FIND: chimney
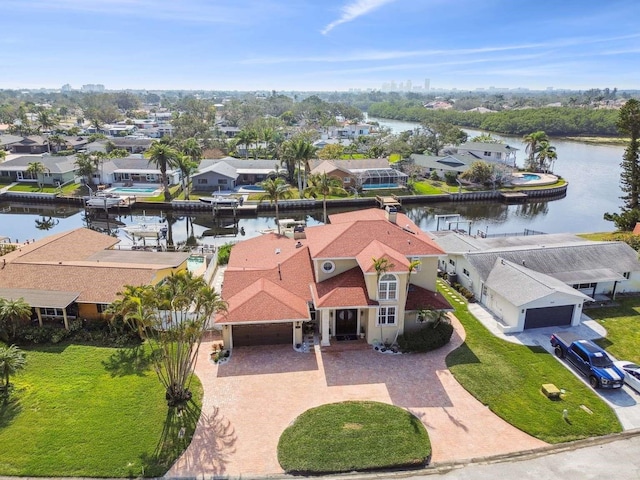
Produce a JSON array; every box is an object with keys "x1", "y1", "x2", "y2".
[{"x1": 386, "y1": 206, "x2": 398, "y2": 224}]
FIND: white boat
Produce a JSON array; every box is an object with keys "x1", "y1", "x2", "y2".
[
  {"x1": 199, "y1": 196, "x2": 240, "y2": 206},
  {"x1": 85, "y1": 193, "x2": 123, "y2": 208},
  {"x1": 122, "y1": 223, "x2": 168, "y2": 238}
]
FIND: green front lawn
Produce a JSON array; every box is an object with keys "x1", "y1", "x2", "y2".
[
  {"x1": 278, "y1": 401, "x2": 430, "y2": 473},
  {"x1": 442, "y1": 284, "x2": 622, "y2": 443},
  {"x1": 0, "y1": 344, "x2": 202, "y2": 477},
  {"x1": 8, "y1": 183, "x2": 79, "y2": 194},
  {"x1": 587, "y1": 297, "x2": 640, "y2": 363}
]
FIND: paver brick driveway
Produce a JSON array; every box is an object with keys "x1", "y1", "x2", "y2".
[{"x1": 166, "y1": 316, "x2": 546, "y2": 478}]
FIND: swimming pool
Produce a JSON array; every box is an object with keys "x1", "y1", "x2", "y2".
[
  {"x1": 108, "y1": 187, "x2": 159, "y2": 195},
  {"x1": 236, "y1": 185, "x2": 265, "y2": 193},
  {"x1": 362, "y1": 183, "x2": 400, "y2": 190},
  {"x1": 521, "y1": 174, "x2": 541, "y2": 181},
  {"x1": 187, "y1": 255, "x2": 205, "y2": 273}
]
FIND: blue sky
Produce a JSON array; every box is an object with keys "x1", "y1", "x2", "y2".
[{"x1": 2, "y1": 0, "x2": 640, "y2": 91}]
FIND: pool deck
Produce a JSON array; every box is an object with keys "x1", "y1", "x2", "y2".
[{"x1": 510, "y1": 172, "x2": 558, "y2": 186}]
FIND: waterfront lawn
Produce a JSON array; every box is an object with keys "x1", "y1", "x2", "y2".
[
  {"x1": 9, "y1": 183, "x2": 78, "y2": 194},
  {"x1": 278, "y1": 401, "x2": 430, "y2": 473},
  {"x1": 0, "y1": 344, "x2": 202, "y2": 478},
  {"x1": 442, "y1": 284, "x2": 622, "y2": 443},
  {"x1": 587, "y1": 297, "x2": 640, "y2": 364}
]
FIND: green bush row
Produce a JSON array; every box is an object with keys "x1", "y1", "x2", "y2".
[{"x1": 397, "y1": 321, "x2": 454, "y2": 353}]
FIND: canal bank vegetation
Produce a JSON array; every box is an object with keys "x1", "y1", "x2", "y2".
[{"x1": 368, "y1": 102, "x2": 620, "y2": 137}]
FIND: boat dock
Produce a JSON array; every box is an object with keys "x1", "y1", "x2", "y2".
[{"x1": 376, "y1": 195, "x2": 402, "y2": 209}]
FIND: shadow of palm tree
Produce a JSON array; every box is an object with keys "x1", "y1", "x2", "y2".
[
  {"x1": 0, "y1": 394, "x2": 22, "y2": 429},
  {"x1": 101, "y1": 345, "x2": 152, "y2": 377},
  {"x1": 140, "y1": 401, "x2": 237, "y2": 477}
]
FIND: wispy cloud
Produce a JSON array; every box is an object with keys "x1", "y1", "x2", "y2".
[{"x1": 321, "y1": 0, "x2": 397, "y2": 35}]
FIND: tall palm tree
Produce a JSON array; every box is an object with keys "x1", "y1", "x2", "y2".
[
  {"x1": 146, "y1": 141, "x2": 180, "y2": 201},
  {"x1": 304, "y1": 172, "x2": 346, "y2": 224},
  {"x1": 180, "y1": 138, "x2": 202, "y2": 200},
  {"x1": 48, "y1": 134, "x2": 66, "y2": 153},
  {"x1": 536, "y1": 141, "x2": 557, "y2": 173},
  {"x1": 288, "y1": 138, "x2": 317, "y2": 194},
  {"x1": 0, "y1": 344, "x2": 27, "y2": 394},
  {"x1": 0, "y1": 297, "x2": 32, "y2": 342},
  {"x1": 234, "y1": 129, "x2": 256, "y2": 160},
  {"x1": 259, "y1": 177, "x2": 292, "y2": 235},
  {"x1": 75, "y1": 152, "x2": 96, "y2": 187},
  {"x1": 522, "y1": 131, "x2": 549, "y2": 171},
  {"x1": 26, "y1": 161, "x2": 48, "y2": 191}
]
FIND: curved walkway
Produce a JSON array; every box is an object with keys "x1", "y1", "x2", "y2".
[{"x1": 166, "y1": 316, "x2": 546, "y2": 478}]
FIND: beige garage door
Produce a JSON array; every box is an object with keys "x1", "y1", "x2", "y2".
[{"x1": 233, "y1": 323, "x2": 292, "y2": 347}]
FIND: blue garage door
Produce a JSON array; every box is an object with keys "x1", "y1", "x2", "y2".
[{"x1": 524, "y1": 305, "x2": 574, "y2": 329}]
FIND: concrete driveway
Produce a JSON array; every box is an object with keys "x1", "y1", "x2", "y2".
[
  {"x1": 166, "y1": 316, "x2": 546, "y2": 478},
  {"x1": 469, "y1": 303, "x2": 640, "y2": 430}
]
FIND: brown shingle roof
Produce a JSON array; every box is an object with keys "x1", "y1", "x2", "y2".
[{"x1": 405, "y1": 284, "x2": 453, "y2": 311}]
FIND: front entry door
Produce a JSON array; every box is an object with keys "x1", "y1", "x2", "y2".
[{"x1": 335, "y1": 309, "x2": 358, "y2": 336}]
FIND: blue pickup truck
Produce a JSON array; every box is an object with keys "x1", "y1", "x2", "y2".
[{"x1": 550, "y1": 332, "x2": 625, "y2": 389}]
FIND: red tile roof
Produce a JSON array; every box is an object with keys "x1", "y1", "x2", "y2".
[
  {"x1": 405, "y1": 284, "x2": 453, "y2": 311},
  {"x1": 312, "y1": 267, "x2": 377, "y2": 308},
  {"x1": 634, "y1": 222, "x2": 640, "y2": 235},
  {"x1": 306, "y1": 208, "x2": 444, "y2": 259},
  {"x1": 355, "y1": 240, "x2": 410, "y2": 273}
]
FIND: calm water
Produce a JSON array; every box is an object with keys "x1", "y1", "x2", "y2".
[{"x1": 0, "y1": 119, "x2": 626, "y2": 243}]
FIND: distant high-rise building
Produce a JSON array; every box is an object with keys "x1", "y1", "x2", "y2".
[
  {"x1": 424, "y1": 78, "x2": 430, "y2": 91},
  {"x1": 81, "y1": 84, "x2": 105, "y2": 93},
  {"x1": 61, "y1": 83, "x2": 72, "y2": 92},
  {"x1": 406, "y1": 80, "x2": 412, "y2": 92}
]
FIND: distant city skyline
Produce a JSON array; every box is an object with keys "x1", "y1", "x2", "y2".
[{"x1": 2, "y1": 0, "x2": 640, "y2": 92}]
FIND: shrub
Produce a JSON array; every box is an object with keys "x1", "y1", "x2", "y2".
[
  {"x1": 430, "y1": 170, "x2": 440, "y2": 181},
  {"x1": 444, "y1": 171, "x2": 458, "y2": 185},
  {"x1": 217, "y1": 242, "x2": 234, "y2": 265},
  {"x1": 397, "y1": 321, "x2": 454, "y2": 353}
]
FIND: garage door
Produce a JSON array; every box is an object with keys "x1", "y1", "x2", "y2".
[
  {"x1": 233, "y1": 323, "x2": 292, "y2": 347},
  {"x1": 524, "y1": 305, "x2": 574, "y2": 329}
]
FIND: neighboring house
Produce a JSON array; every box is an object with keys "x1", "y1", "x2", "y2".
[
  {"x1": 308, "y1": 158, "x2": 408, "y2": 190},
  {"x1": 0, "y1": 228, "x2": 190, "y2": 327},
  {"x1": 0, "y1": 134, "x2": 23, "y2": 151},
  {"x1": 328, "y1": 123, "x2": 371, "y2": 139},
  {"x1": 456, "y1": 142, "x2": 519, "y2": 167},
  {"x1": 61, "y1": 136, "x2": 90, "y2": 152},
  {"x1": 215, "y1": 208, "x2": 451, "y2": 349},
  {"x1": 0, "y1": 155, "x2": 78, "y2": 186},
  {"x1": 313, "y1": 138, "x2": 353, "y2": 149},
  {"x1": 409, "y1": 153, "x2": 476, "y2": 178},
  {"x1": 193, "y1": 158, "x2": 281, "y2": 191},
  {"x1": 99, "y1": 156, "x2": 181, "y2": 186},
  {"x1": 430, "y1": 231, "x2": 640, "y2": 332},
  {"x1": 109, "y1": 137, "x2": 154, "y2": 154},
  {"x1": 10, "y1": 135, "x2": 49, "y2": 154}
]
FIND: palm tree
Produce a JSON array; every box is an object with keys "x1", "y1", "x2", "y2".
[
  {"x1": 372, "y1": 257, "x2": 394, "y2": 342},
  {"x1": 75, "y1": 152, "x2": 97, "y2": 187},
  {"x1": 234, "y1": 129, "x2": 256, "y2": 159},
  {"x1": 48, "y1": 134, "x2": 66, "y2": 153},
  {"x1": 523, "y1": 131, "x2": 549, "y2": 171},
  {"x1": 536, "y1": 141, "x2": 557, "y2": 173},
  {"x1": 26, "y1": 161, "x2": 48, "y2": 191},
  {"x1": 259, "y1": 177, "x2": 292, "y2": 235},
  {"x1": 180, "y1": 138, "x2": 202, "y2": 200},
  {"x1": 288, "y1": 138, "x2": 317, "y2": 194},
  {"x1": 146, "y1": 141, "x2": 180, "y2": 201},
  {"x1": 35, "y1": 215, "x2": 59, "y2": 231},
  {"x1": 0, "y1": 344, "x2": 26, "y2": 394},
  {"x1": 0, "y1": 297, "x2": 32, "y2": 342},
  {"x1": 304, "y1": 172, "x2": 346, "y2": 223},
  {"x1": 0, "y1": 150, "x2": 6, "y2": 162}
]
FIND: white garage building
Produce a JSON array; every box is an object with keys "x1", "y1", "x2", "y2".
[{"x1": 430, "y1": 232, "x2": 640, "y2": 333}]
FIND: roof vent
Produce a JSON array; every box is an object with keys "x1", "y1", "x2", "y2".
[{"x1": 275, "y1": 248, "x2": 281, "y2": 254}]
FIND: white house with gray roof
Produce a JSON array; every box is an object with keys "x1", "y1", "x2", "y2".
[
  {"x1": 456, "y1": 142, "x2": 519, "y2": 167},
  {"x1": 0, "y1": 155, "x2": 78, "y2": 186},
  {"x1": 192, "y1": 158, "x2": 281, "y2": 191},
  {"x1": 430, "y1": 232, "x2": 640, "y2": 332},
  {"x1": 97, "y1": 156, "x2": 180, "y2": 186}
]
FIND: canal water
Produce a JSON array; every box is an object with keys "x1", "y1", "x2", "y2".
[{"x1": 0, "y1": 119, "x2": 626, "y2": 244}]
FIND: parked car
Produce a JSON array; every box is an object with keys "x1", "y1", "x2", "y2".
[
  {"x1": 613, "y1": 361, "x2": 640, "y2": 393},
  {"x1": 550, "y1": 332, "x2": 625, "y2": 389}
]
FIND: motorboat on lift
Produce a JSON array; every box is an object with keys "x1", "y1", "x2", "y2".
[{"x1": 84, "y1": 192, "x2": 123, "y2": 208}]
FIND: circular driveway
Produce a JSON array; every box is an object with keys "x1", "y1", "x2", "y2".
[{"x1": 166, "y1": 316, "x2": 547, "y2": 478}]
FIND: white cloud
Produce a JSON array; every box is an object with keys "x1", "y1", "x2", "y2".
[{"x1": 321, "y1": 0, "x2": 397, "y2": 35}]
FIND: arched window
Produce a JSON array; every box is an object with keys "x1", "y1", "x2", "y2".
[{"x1": 378, "y1": 273, "x2": 398, "y2": 300}]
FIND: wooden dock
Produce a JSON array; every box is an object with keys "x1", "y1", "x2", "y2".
[
  {"x1": 375, "y1": 195, "x2": 402, "y2": 209},
  {"x1": 500, "y1": 192, "x2": 528, "y2": 202}
]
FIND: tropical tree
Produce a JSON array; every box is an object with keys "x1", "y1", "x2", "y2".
[
  {"x1": 75, "y1": 152, "x2": 97, "y2": 187},
  {"x1": 317, "y1": 143, "x2": 344, "y2": 160},
  {"x1": 26, "y1": 161, "x2": 48, "y2": 190},
  {"x1": 146, "y1": 141, "x2": 181, "y2": 201},
  {"x1": 304, "y1": 172, "x2": 346, "y2": 223},
  {"x1": 108, "y1": 271, "x2": 226, "y2": 408},
  {"x1": 420, "y1": 121, "x2": 468, "y2": 156},
  {"x1": 259, "y1": 177, "x2": 292, "y2": 234},
  {"x1": 285, "y1": 138, "x2": 317, "y2": 193},
  {"x1": 0, "y1": 297, "x2": 32, "y2": 342},
  {"x1": 34, "y1": 215, "x2": 59, "y2": 231},
  {"x1": 0, "y1": 150, "x2": 6, "y2": 161},
  {"x1": 604, "y1": 99, "x2": 640, "y2": 230},
  {"x1": 523, "y1": 131, "x2": 549, "y2": 171},
  {"x1": 0, "y1": 344, "x2": 26, "y2": 395},
  {"x1": 234, "y1": 129, "x2": 256, "y2": 159},
  {"x1": 460, "y1": 161, "x2": 495, "y2": 186},
  {"x1": 471, "y1": 133, "x2": 503, "y2": 144},
  {"x1": 372, "y1": 257, "x2": 395, "y2": 342},
  {"x1": 179, "y1": 138, "x2": 202, "y2": 200},
  {"x1": 48, "y1": 134, "x2": 66, "y2": 153},
  {"x1": 536, "y1": 141, "x2": 557, "y2": 172}
]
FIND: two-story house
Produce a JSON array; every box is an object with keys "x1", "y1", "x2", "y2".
[{"x1": 215, "y1": 208, "x2": 451, "y2": 349}]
